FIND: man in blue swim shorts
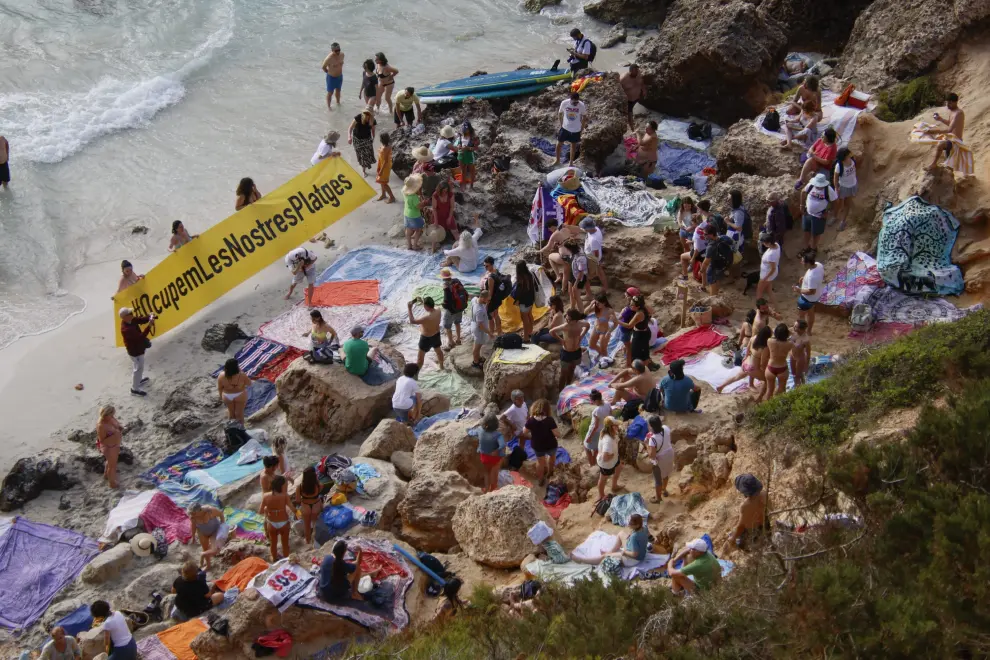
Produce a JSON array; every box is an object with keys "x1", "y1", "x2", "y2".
[{"x1": 321, "y1": 42, "x2": 344, "y2": 111}]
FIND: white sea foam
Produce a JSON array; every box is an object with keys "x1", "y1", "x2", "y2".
[{"x1": 0, "y1": 290, "x2": 87, "y2": 352}]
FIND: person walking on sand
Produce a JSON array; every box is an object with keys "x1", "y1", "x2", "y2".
[
  {"x1": 554, "y1": 91, "x2": 587, "y2": 167},
  {"x1": 635, "y1": 120, "x2": 659, "y2": 177},
  {"x1": 552, "y1": 308, "x2": 590, "y2": 390},
  {"x1": 409, "y1": 296, "x2": 445, "y2": 370},
  {"x1": 476, "y1": 413, "x2": 506, "y2": 493},
  {"x1": 764, "y1": 323, "x2": 794, "y2": 400},
  {"x1": 188, "y1": 503, "x2": 227, "y2": 570},
  {"x1": 119, "y1": 307, "x2": 154, "y2": 397},
  {"x1": 96, "y1": 405, "x2": 123, "y2": 489},
  {"x1": 794, "y1": 249, "x2": 824, "y2": 334},
  {"x1": 217, "y1": 358, "x2": 251, "y2": 425},
  {"x1": 402, "y1": 174, "x2": 426, "y2": 250},
  {"x1": 235, "y1": 177, "x2": 261, "y2": 210},
  {"x1": 470, "y1": 290, "x2": 493, "y2": 370},
  {"x1": 374, "y1": 52, "x2": 399, "y2": 115},
  {"x1": 0, "y1": 135, "x2": 9, "y2": 189},
  {"x1": 376, "y1": 133, "x2": 395, "y2": 203},
  {"x1": 284, "y1": 247, "x2": 317, "y2": 306},
  {"x1": 295, "y1": 466, "x2": 323, "y2": 545},
  {"x1": 348, "y1": 107, "x2": 377, "y2": 176},
  {"x1": 620, "y1": 64, "x2": 646, "y2": 133},
  {"x1": 168, "y1": 221, "x2": 198, "y2": 252},
  {"x1": 321, "y1": 42, "x2": 344, "y2": 111},
  {"x1": 359, "y1": 59, "x2": 378, "y2": 106},
  {"x1": 260, "y1": 475, "x2": 293, "y2": 563}
]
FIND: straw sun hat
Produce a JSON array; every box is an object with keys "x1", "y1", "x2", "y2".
[
  {"x1": 402, "y1": 174, "x2": 424, "y2": 195},
  {"x1": 130, "y1": 533, "x2": 157, "y2": 558},
  {"x1": 411, "y1": 146, "x2": 433, "y2": 162}
]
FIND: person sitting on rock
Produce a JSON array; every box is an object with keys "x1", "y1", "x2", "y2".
[
  {"x1": 477, "y1": 413, "x2": 506, "y2": 493},
  {"x1": 171, "y1": 560, "x2": 224, "y2": 621},
  {"x1": 598, "y1": 513, "x2": 649, "y2": 567},
  {"x1": 392, "y1": 363, "x2": 422, "y2": 424},
  {"x1": 609, "y1": 359, "x2": 657, "y2": 411},
  {"x1": 342, "y1": 325, "x2": 379, "y2": 377},
  {"x1": 723, "y1": 473, "x2": 768, "y2": 554},
  {"x1": 780, "y1": 99, "x2": 819, "y2": 149},
  {"x1": 659, "y1": 359, "x2": 701, "y2": 413},
  {"x1": 499, "y1": 390, "x2": 529, "y2": 440},
  {"x1": 302, "y1": 310, "x2": 338, "y2": 364},
  {"x1": 539, "y1": 218, "x2": 584, "y2": 292},
  {"x1": 795, "y1": 127, "x2": 838, "y2": 191},
  {"x1": 668, "y1": 538, "x2": 721, "y2": 595},
  {"x1": 795, "y1": 76, "x2": 823, "y2": 121}
]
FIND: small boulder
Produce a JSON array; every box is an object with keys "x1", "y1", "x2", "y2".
[
  {"x1": 81, "y1": 543, "x2": 133, "y2": 584},
  {"x1": 358, "y1": 419, "x2": 417, "y2": 461},
  {"x1": 708, "y1": 453, "x2": 732, "y2": 486},
  {"x1": 584, "y1": 0, "x2": 669, "y2": 27},
  {"x1": 676, "y1": 465, "x2": 695, "y2": 492},
  {"x1": 601, "y1": 23, "x2": 628, "y2": 49},
  {"x1": 482, "y1": 346, "x2": 558, "y2": 407},
  {"x1": 391, "y1": 451, "x2": 415, "y2": 481},
  {"x1": 420, "y1": 391, "x2": 451, "y2": 419},
  {"x1": 674, "y1": 440, "x2": 699, "y2": 470},
  {"x1": 452, "y1": 485, "x2": 553, "y2": 568},
  {"x1": 523, "y1": 0, "x2": 560, "y2": 11},
  {"x1": 413, "y1": 419, "x2": 488, "y2": 488},
  {"x1": 201, "y1": 323, "x2": 249, "y2": 353},
  {"x1": 398, "y1": 471, "x2": 481, "y2": 552},
  {"x1": 696, "y1": 295, "x2": 734, "y2": 321},
  {"x1": 715, "y1": 121, "x2": 799, "y2": 180},
  {"x1": 121, "y1": 564, "x2": 181, "y2": 609}
]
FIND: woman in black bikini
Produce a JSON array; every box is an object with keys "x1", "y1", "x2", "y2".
[
  {"x1": 295, "y1": 466, "x2": 323, "y2": 545},
  {"x1": 359, "y1": 59, "x2": 378, "y2": 106},
  {"x1": 374, "y1": 52, "x2": 399, "y2": 115},
  {"x1": 625, "y1": 295, "x2": 655, "y2": 369}
]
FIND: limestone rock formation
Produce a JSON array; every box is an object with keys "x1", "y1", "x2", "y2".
[
  {"x1": 759, "y1": 0, "x2": 873, "y2": 52},
  {"x1": 708, "y1": 173, "x2": 803, "y2": 231},
  {"x1": 391, "y1": 450, "x2": 415, "y2": 480},
  {"x1": 715, "y1": 121, "x2": 801, "y2": 180},
  {"x1": 584, "y1": 0, "x2": 669, "y2": 28},
  {"x1": 201, "y1": 323, "x2": 249, "y2": 352},
  {"x1": 636, "y1": 0, "x2": 787, "y2": 124},
  {"x1": 276, "y1": 347, "x2": 404, "y2": 444},
  {"x1": 696, "y1": 294, "x2": 734, "y2": 320},
  {"x1": 839, "y1": 0, "x2": 990, "y2": 90},
  {"x1": 81, "y1": 543, "x2": 133, "y2": 583},
  {"x1": 603, "y1": 227, "x2": 676, "y2": 293},
  {"x1": 601, "y1": 23, "x2": 628, "y2": 49},
  {"x1": 390, "y1": 99, "x2": 499, "y2": 181},
  {"x1": 398, "y1": 471, "x2": 481, "y2": 552},
  {"x1": 121, "y1": 564, "x2": 182, "y2": 609},
  {"x1": 674, "y1": 439, "x2": 699, "y2": 470},
  {"x1": 523, "y1": 0, "x2": 560, "y2": 12},
  {"x1": 358, "y1": 418, "x2": 417, "y2": 461},
  {"x1": 412, "y1": 419, "x2": 487, "y2": 488},
  {"x1": 483, "y1": 346, "x2": 558, "y2": 406},
  {"x1": 452, "y1": 485, "x2": 553, "y2": 568}
]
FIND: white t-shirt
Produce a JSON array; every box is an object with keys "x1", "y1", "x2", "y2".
[
  {"x1": 646, "y1": 425, "x2": 673, "y2": 465},
  {"x1": 285, "y1": 247, "x2": 315, "y2": 267},
  {"x1": 503, "y1": 403, "x2": 529, "y2": 436},
  {"x1": 433, "y1": 138, "x2": 454, "y2": 161},
  {"x1": 101, "y1": 611, "x2": 133, "y2": 647},
  {"x1": 692, "y1": 221, "x2": 709, "y2": 253},
  {"x1": 584, "y1": 229, "x2": 603, "y2": 260},
  {"x1": 569, "y1": 38, "x2": 592, "y2": 64},
  {"x1": 311, "y1": 139, "x2": 338, "y2": 166},
  {"x1": 392, "y1": 375, "x2": 420, "y2": 410},
  {"x1": 559, "y1": 100, "x2": 587, "y2": 134},
  {"x1": 678, "y1": 208, "x2": 695, "y2": 231},
  {"x1": 585, "y1": 403, "x2": 611, "y2": 442},
  {"x1": 760, "y1": 245, "x2": 780, "y2": 281},
  {"x1": 471, "y1": 298, "x2": 489, "y2": 332},
  {"x1": 837, "y1": 159, "x2": 857, "y2": 188},
  {"x1": 443, "y1": 227, "x2": 484, "y2": 273},
  {"x1": 801, "y1": 263, "x2": 825, "y2": 302},
  {"x1": 804, "y1": 183, "x2": 837, "y2": 218},
  {"x1": 597, "y1": 433, "x2": 619, "y2": 469}
]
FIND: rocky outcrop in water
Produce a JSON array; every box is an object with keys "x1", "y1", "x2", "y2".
[
  {"x1": 636, "y1": 0, "x2": 787, "y2": 125},
  {"x1": 523, "y1": 0, "x2": 561, "y2": 11},
  {"x1": 584, "y1": 0, "x2": 669, "y2": 28}
]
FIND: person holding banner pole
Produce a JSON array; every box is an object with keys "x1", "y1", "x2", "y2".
[
  {"x1": 285, "y1": 247, "x2": 317, "y2": 307},
  {"x1": 120, "y1": 308, "x2": 155, "y2": 397}
]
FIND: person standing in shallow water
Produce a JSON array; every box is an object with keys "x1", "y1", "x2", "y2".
[
  {"x1": 235, "y1": 177, "x2": 261, "y2": 210},
  {"x1": 321, "y1": 42, "x2": 344, "y2": 111},
  {"x1": 374, "y1": 52, "x2": 399, "y2": 115},
  {"x1": 0, "y1": 135, "x2": 9, "y2": 189}
]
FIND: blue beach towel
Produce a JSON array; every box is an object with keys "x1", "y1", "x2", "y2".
[
  {"x1": 657, "y1": 142, "x2": 716, "y2": 182},
  {"x1": 506, "y1": 437, "x2": 572, "y2": 465},
  {"x1": 184, "y1": 439, "x2": 271, "y2": 490},
  {"x1": 413, "y1": 410, "x2": 463, "y2": 437},
  {"x1": 244, "y1": 379, "x2": 276, "y2": 418},
  {"x1": 139, "y1": 438, "x2": 225, "y2": 485},
  {"x1": 155, "y1": 480, "x2": 221, "y2": 510}
]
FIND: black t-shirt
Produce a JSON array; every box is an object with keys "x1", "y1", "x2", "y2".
[
  {"x1": 525, "y1": 416, "x2": 558, "y2": 453},
  {"x1": 173, "y1": 575, "x2": 211, "y2": 617},
  {"x1": 353, "y1": 115, "x2": 375, "y2": 140}
]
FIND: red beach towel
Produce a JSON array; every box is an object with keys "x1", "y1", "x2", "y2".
[{"x1": 659, "y1": 326, "x2": 727, "y2": 364}]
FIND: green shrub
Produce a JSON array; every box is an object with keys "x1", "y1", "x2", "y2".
[{"x1": 874, "y1": 75, "x2": 943, "y2": 122}]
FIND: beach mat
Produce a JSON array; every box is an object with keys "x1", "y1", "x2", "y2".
[
  {"x1": 157, "y1": 618, "x2": 209, "y2": 660},
  {"x1": 417, "y1": 370, "x2": 477, "y2": 407},
  {"x1": 862, "y1": 287, "x2": 982, "y2": 324},
  {"x1": 139, "y1": 491, "x2": 193, "y2": 544},
  {"x1": 215, "y1": 556, "x2": 270, "y2": 592},
  {"x1": 184, "y1": 439, "x2": 271, "y2": 490},
  {"x1": 659, "y1": 326, "x2": 727, "y2": 364},
  {"x1": 754, "y1": 89, "x2": 868, "y2": 146},
  {"x1": 245, "y1": 379, "x2": 276, "y2": 418},
  {"x1": 557, "y1": 373, "x2": 615, "y2": 415},
  {"x1": 139, "y1": 438, "x2": 225, "y2": 486},
  {"x1": 259, "y1": 304, "x2": 386, "y2": 351},
  {"x1": 254, "y1": 348, "x2": 306, "y2": 383},
  {"x1": 308, "y1": 280, "x2": 380, "y2": 307},
  {"x1": 155, "y1": 480, "x2": 221, "y2": 510},
  {"x1": 492, "y1": 344, "x2": 548, "y2": 365},
  {"x1": 582, "y1": 177, "x2": 670, "y2": 228},
  {"x1": 849, "y1": 321, "x2": 916, "y2": 344},
  {"x1": 682, "y1": 351, "x2": 747, "y2": 392},
  {"x1": 100, "y1": 489, "x2": 156, "y2": 544},
  {"x1": 657, "y1": 141, "x2": 717, "y2": 181},
  {"x1": 0, "y1": 518, "x2": 99, "y2": 630},
  {"x1": 820, "y1": 252, "x2": 883, "y2": 308},
  {"x1": 223, "y1": 506, "x2": 267, "y2": 542},
  {"x1": 877, "y1": 196, "x2": 964, "y2": 296},
  {"x1": 210, "y1": 337, "x2": 288, "y2": 378}
]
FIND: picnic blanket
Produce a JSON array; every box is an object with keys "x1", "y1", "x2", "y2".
[
  {"x1": 492, "y1": 344, "x2": 548, "y2": 365},
  {"x1": 506, "y1": 437, "x2": 572, "y2": 465},
  {"x1": 418, "y1": 369, "x2": 477, "y2": 406},
  {"x1": 498, "y1": 295, "x2": 550, "y2": 334},
  {"x1": 137, "y1": 634, "x2": 178, "y2": 660},
  {"x1": 529, "y1": 136, "x2": 569, "y2": 160},
  {"x1": 255, "y1": 348, "x2": 306, "y2": 383},
  {"x1": 53, "y1": 603, "x2": 93, "y2": 638},
  {"x1": 572, "y1": 530, "x2": 619, "y2": 562},
  {"x1": 100, "y1": 489, "x2": 157, "y2": 544},
  {"x1": 184, "y1": 439, "x2": 271, "y2": 490},
  {"x1": 296, "y1": 537, "x2": 414, "y2": 631},
  {"x1": 876, "y1": 196, "x2": 964, "y2": 296},
  {"x1": 308, "y1": 280, "x2": 380, "y2": 307},
  {"x1": 155, "y1": 480, "x2": 221, "y2": 510},
  {"x1": 606, "y1": 492, "x2": 651, "y2": 526},
  {"x1": 660, "y1": 326, "x2": 727, "y2": 364},
  {"x1": 543, "y1": 493, "x2": 572, "y2": 520},
  {"x1": 862, "y1": 286, "x2": 982, "y2": 324},
  {"x1": 581, "y1": 177, "x2": 669, "y2": 228},
  {"x1": 0, "y1": 518, "x2": 99, "y2": 629},
  {"x1": 216, "y1": 556, "x2": 270, "y2": 592},
  {"x1": 754, "y1": 89, "x2": 867, "y2": 146},
  {"x1": 412, "y1": 408, "x2": 476, "y2": 437},
  {"x1": 820, "y1": 251, "x2": 883, "y2": 308},
  {"x1": 139, "y1": 492, "x2": 193, "y2": 544},
  {"x1": 156, "y1": 618, "x2": 208, "y2": 660},
  {"x1": 910, "y1": 122, "x2": 974, "y2": 175},
  {"x1": 786, "y1": 355, "x2": 839, "y2": 391},
  {"x1": 525, "y1": 559, "x2": 595, "y2": 585},
  {"x1": 657, "y1": 116, "x2": 725, "y2": 150},
  {"x1": 209, "y1": 337, "x2": 288, "y2": 378},
  {"x1": 682, "y1": 351, "x2": 748, "y2": 392},
  {"x1": 657, "y1": 141, "x2": 717, "y2": 181},
  {"x1": 849, "y1": 321, "x2": 916, "y2": 344},
  {"x1": 259, "y1": 304, "x2": 386, "y2": 351},
  {"x1": 557, "y1": 373, "x2": 614, "y2": 415},
  {"x1": 223, "y1": 507, "x2": 267, "y2": 542},
  {"x1": 140, "y1": 438, "x2": 225, "y2": 486},
  {"x1": 362, "y1": 353, "x2": 400, "y2": 387},
  {"x1": 245, "y1": 379, "x2": 276, "y2": 418}
]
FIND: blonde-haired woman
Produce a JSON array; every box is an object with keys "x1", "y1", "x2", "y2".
[
  {"x1": 96, "y1": 405, "x2": 123, "y2": 489},
  {"x1": 596, "y1": 415, "x2": 621, "y2": 501}
]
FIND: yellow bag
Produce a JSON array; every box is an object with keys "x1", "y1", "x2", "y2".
[{"x1": 330, "y1": 493, "x2": 348, "y2": 506}]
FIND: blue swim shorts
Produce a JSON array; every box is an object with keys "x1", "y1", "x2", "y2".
[{"x1": 325, "y1": 74, "x2": 343, "y2": 93}]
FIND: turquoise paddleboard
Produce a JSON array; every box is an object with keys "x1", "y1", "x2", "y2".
[
  {"x1": 419, "y1": 83, "x2": 552, "y2": 104},
  {"x1": 417, "y1": 68, "x2": 569, "y2": 98}
]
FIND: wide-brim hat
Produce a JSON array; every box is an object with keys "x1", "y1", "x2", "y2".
[
  {"x1": 324, "y1": 130, "x2": 340, "y2": 145},
  {"x1": 130, "y1": 533, "x2": 157, "y2": 558},
  {"x1": 440, "y1": 267, "x2": 453, "y2": 279},
  {"x1": 424, "y1": 224, "x2": 446, "y2": 242},
  {"x1": 411, "y1": 146, "x2": 433, "y2": 162},
  {"x1": 402, "y1": 174, "x2": 424, "y2": 195},
  {"x1": 810, "y1": 173, "x2": 830, "y2": 188},
  {"x1": 439, "y1": 125, "x2": 456, "y2": 139}
]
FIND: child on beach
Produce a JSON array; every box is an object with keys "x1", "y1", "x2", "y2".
[{"x1": 376, "y1": 133, "x2": 395, "y2": 203}]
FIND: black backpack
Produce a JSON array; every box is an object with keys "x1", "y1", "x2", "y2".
[
  {"x1": 490, "y1": 272, "x2": 512, "y2": 305},
  {"x1": 713, "y1": 236, "x2": 735, "y2": 270},
  {"x1": 643, "y1": 385, "x2": 663, "y2": 414},
  {"x1": 220, "y1": 423, "x2": 250, "y2": 455},
  {"x1": 417, "y1": 552, "x2": 448, "y2": 580},
  {"x1": 740, "y1": 207, "x2": 753, "y2": 239},
  {"x1": 592, "y1": 493, "x2": 614, "y2": 518},
  {"x1": 494, "y1": 333, "x2": 523, "y2": 350},
  {"x1": 762, "y1": 108, "x2": 781, "y2": 132},
  {"x1": 581, "y1": 38, "x2": 597, "y2": 64},
  {"x1": 687, "y1": 122, "x2": 712, "y2": 141}
]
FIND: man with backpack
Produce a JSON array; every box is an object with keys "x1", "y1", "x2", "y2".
[
  {"x1": 440, "y1": 268, "x2": 469, "y2": 351},
  {"x1": 801, "y1": 172, "x2": 837, "y2": 250},
  {"x1": 482, "y1": 256, "x2": 511, "y2": 337},
  {"x1": 567, "y1": 28, "x2": 595, "y2": 73},
  {"x1": 701, "y1": 224, "x2": 734, "y2": 294}
]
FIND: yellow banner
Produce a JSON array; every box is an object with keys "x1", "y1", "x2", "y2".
[{"x1": 113, "y1": 158, "x2": 375, "y2": 346}]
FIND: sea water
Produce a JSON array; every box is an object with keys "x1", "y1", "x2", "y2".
[{"x1": 0, "y1": 0, "x2": 598, "y2": 351}]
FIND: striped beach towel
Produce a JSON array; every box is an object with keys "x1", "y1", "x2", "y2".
[
  {"x1": 210, "y1": 337, "x2": 288, "y2": 378},
  {"x1": 557, "y1": 373, "x2": 615, "y2": 415},
  {"x1": 910, "y1": 122, "x2": 974, "y2": 176},
  {"x1": 223, "y1": 507, "x2": 267, "y2": 542}
]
